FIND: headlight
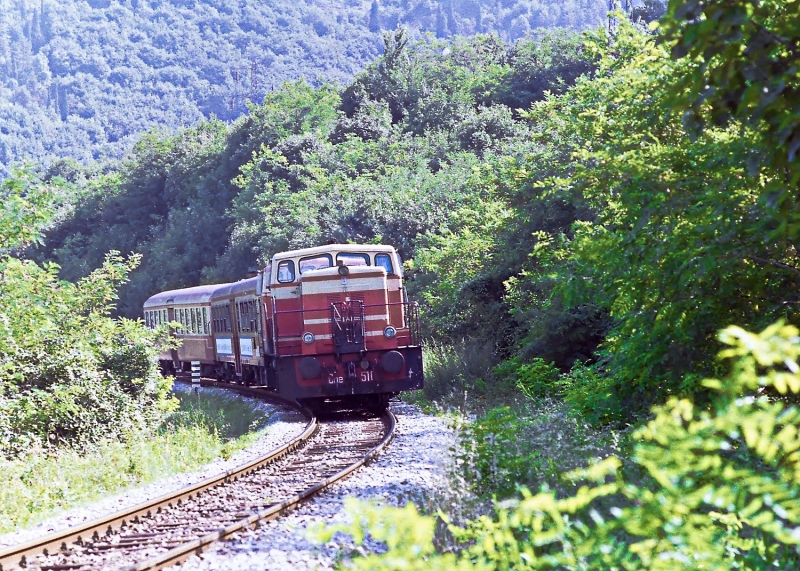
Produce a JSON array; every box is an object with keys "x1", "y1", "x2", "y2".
[
  {"x1": 383, "y1": 326, "x2": 397, "y2": 339},
  {"x1": 302, "y1": 332, "x2": 315, "y2": 344}
]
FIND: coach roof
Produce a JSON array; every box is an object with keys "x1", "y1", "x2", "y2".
[
  {"x1": 209, "y1": 276, "x2": 260, "y2": 301},
  {"x1": 143, "y1": 283, "x2": 226, "y2": 308}
]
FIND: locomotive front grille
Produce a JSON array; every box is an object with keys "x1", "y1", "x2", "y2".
[{"x1": 330, "y1": 300, "x2": 366, "y2": 353}]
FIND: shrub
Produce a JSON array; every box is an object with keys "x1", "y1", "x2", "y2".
[
  {"x1": 414, "y1": 340, "x2": 497, "y2": 406},
  {"x1": 318, "y1": 321, "x2": 800, "y2": 570},
  {"x1": 492, "y1": 357, "x2": 561, "y2": 399},
  {"x1": 456, "y1": 407, "x2": 544, "y2": 499},
  {"x1": 0, "y1": 253, "x2": 174, "y2": 455}
]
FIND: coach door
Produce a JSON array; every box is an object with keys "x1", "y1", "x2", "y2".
[{"x1": 230, "y1": 296, "x2": 243, "y2": 376}]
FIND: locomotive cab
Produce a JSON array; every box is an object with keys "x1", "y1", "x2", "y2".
[{"x1": 263, "y1": 244, "x2": 423, "y2": 410}]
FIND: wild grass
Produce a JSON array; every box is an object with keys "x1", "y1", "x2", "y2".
[
  {"x1": 405, "y1": 340, "x2": 622, "y2": 535},
  {"x1": 406, "y1": 339, "x2": 500, "y2": 412},
  {"x1": 0, "y1": 386, "x2": 276, "y2": 533}
]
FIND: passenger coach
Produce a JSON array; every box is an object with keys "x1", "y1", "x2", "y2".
[{"x1": 143, "y1": 244, "x2": 423, "y2": 410}]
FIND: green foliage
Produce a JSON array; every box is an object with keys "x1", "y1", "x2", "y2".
[
  {"x1": 413, "y1": 191, "x2": 513, "y2": 340},
  {"x1": 0, "y1": 252, "x2": 174, "y2": 455},
  {"x1": 164, "y1": 388, "x2": 275, "y2": 443},
  {"x1": 313, "y1": 498, "x2": 486, "y2": 571},
  {"x1": 660, "y1": 0, "x2": 800, "y2": 213},
  {"x1": 457, "y1": 407, "x2": 544, "y2": 498},
  {"x1": 318, "y1": 322, "x2": 800, "y2": 569},
  {"x1": 30, "y1": 29, "x2": 595, "y2": 327},
  {"x1": 558, "y1": 362, "x2": 623, "y2": 424},
  {"x1": 495, "y1": 19, "x2": 800, "y2": 419},
  {"x1": 0, "y1": 167, "x2": 59, "y2": 251},
  {"x1": 493, "y1": 357, "x2": 561, "y2": 399},
  {"x1": 415, "y1": 340, "x2": 498, "y2": 404}
]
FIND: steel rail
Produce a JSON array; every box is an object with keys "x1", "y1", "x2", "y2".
[
  {"x1": 122, "y1": 410, "x2": 396, "y2": 571},
  {"x1": 0, "y1": 386, "x2": 316, "y2": 571}
]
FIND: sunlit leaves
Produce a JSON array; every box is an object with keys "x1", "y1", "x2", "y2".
[
  {"x1": 319, "y1": 323, "x2": 800, "y2": 569},
  {"x1": 0, "y1": 168, "x2": 59, "y2": 252},
  {"x1": 0, "y1": 252, "x2": 173, "y2": 454}
]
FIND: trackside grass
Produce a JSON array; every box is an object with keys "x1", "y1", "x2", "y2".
[{"x1": 0, "y1": 387, "x2": 276, "y2": 533}]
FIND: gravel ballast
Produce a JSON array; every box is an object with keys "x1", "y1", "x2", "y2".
[{"x1": 179, "y1": 400, "x2": 454, "y2": 571}]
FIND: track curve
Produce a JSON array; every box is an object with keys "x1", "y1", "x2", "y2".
[{"x1": 0, "y1": 383, "x2": 395, "y2": 571}]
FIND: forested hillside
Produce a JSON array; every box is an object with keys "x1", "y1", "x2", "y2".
[
  {"x1": 28, "y1": 29, "x2": 595, "y2": 318},
  {"x1": 0, "y1": 0, "x2": 616, "y2": 178}
]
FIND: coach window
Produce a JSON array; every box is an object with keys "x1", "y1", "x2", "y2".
[
  {"x1": 251, "y1": 300, "x2": 259, "y2": 332},
  {"x1": 277, "y1": 260, "x2": 295, "y2": 283},
  {"x1": 337, "y1": 252, "x2": 369, "y2": 267},
  {"x1": 299, "y1": 254, "x2": 332, "y2": 274},
  {"x1": 237, "y1": 302, "x2": 246, "y2": 333},
  {"x1": 375, "y1": 253, "x2": 394, "y2": 275}
]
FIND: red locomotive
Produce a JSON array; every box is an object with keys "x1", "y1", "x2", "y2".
[{"x1": 144, "y1": 244, "x2": 424, "y2": 410}]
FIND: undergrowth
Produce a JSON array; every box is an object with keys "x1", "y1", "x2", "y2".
[
  {"x1": 319, "y1": 323, "x2": 800, "y2": 570},
  {"x1": 403, "y1": 339, "x2": 620, "y2": 538}
]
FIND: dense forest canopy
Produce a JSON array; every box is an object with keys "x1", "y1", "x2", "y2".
[
  {"x1": 28, "y1": 28, "x2": 597, "y2": 318},
  {"x1": 0, "y1": 0, "x2": 615, "y2": 178}
]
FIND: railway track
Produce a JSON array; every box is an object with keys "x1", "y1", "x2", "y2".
[{"x1": 0, "y1": 383, "x2": 396, "y2": 571}]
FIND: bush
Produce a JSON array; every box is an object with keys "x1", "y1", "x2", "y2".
[
  {"x1": 492, "y1": 357, "x2": 561, "y2": 399},
  {"x1": 456, "y1": 407, "x2": 544, "y2": 499},
  {"x1": 414, "y1": 340, "x2": 498, "y2": 406},
  {"x1": 0, "y1": 253, "x2": 174, "y2": 455},
  {"x1": 318, "y1": 321, "x2": 800, "y2": 570}
]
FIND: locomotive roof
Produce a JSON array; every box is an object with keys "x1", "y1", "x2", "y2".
[
  {"x1": 143, "y1": 283, "x2": 226, "y2": 308},
  {"x1": 272, "y1": 243, "x2": 396, "y2": 260},
  {"x1": 209, "y1": 276, "x2": 260, "y2": 301}
]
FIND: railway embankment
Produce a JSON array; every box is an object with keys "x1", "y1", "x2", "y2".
[
  {"x1": 0, "y1": 388, "x2": 454, "y2": 570},
  {"x1": 0, "y1": 384, "x2": 307, "y2": 547}
]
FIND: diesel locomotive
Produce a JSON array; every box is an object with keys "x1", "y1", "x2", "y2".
[{"x1": 143, "y1": 244, "x2": 424, "y2": 410}]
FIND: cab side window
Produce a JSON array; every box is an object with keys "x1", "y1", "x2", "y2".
[
  {"x1": 375, "y1": 253, "x2": 394, "y2": 275},
  {"x1": 277, "y1": 260, "x2": 296, "y2": 283}
]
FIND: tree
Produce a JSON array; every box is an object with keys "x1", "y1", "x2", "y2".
[
  {"x1": 660, "y1": 0, "x2": 800, "y2": 234},
  {"x1": 369, "y1": 0, "x2": 381, "y2": 32},
  {"x1": 0, "y1": 168, "x2": 58, "y2": 252}
]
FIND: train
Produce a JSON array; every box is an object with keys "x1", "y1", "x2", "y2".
[{"x1": 143, "y1": 244, "x2": 424, "y2": 410}]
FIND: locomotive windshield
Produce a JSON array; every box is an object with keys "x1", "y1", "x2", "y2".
[
  {"x1": 337, "y1": 252, "x2": 369, "y2": 266},
  {"x1": 299, "y1": 253, "x2": 333, "y2": 274}
]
